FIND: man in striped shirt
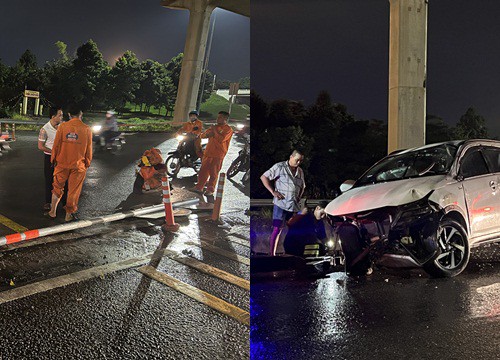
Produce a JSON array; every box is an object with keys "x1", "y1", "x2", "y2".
[
  {"x1": 38, "y1": 107, "x2": 64, "y2": 210},
  {"x1": 260, "y1": 150, "x2": 306, "y2": 256}
]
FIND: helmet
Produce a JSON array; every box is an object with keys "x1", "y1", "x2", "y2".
[
  {"x1": 106, "y1": 110, "x2": 116, "y2": 116},
  {"x1": 188, "y1": 110, "x2": 199, "y2": 116}
]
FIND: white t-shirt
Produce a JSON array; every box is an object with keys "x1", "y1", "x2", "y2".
[{"x1": 38, "y1": 121, "x2": 58, "y2": 155}]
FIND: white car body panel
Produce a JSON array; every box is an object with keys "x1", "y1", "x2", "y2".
[{"x1": 325, "y1": 175, "x2": 448, "y2": 216}]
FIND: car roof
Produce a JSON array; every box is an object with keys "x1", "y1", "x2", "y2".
[{"x1": 390, "y1": 140, "x2": 487, "y2": 156}]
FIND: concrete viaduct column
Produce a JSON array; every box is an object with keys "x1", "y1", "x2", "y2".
[
  {"x1": 388, "y1": 0, "x2": 428, "y2": 153},
  {"x1": 162, "y1": 1, "x2": 215, "y2": 125}
]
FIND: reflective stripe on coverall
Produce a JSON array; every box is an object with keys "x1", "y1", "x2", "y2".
[
  {"x1": 194, "y1": 124, "x2": 233, "y2": 192},
  {"x1": 51, "y1": 118, "x2": 92, "y2": 213}
]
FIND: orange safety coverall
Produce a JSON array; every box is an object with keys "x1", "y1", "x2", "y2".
[
  {"x1": 178, "y1": 119, "x2": 204, "y2": 158},
  {"x1": 51, "y1": 118, "x2": 92, "y2": 213},
  {"x1": 194, "y1": 124, "x2": 233, "y2": 193}
]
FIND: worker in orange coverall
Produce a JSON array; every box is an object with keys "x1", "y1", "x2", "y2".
[
  {"x1": 176, "y1": 110, "x2": 204, "y2": 159},
  {"x1": 48, "y1": 105, "x2": 92, "y2": 222},
  {"x1": 190, "y1": 111, "x2": 233, "y2": 196}
]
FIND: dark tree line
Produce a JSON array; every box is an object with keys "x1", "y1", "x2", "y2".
[
  {"x1": 0, "y1": 40, "x2": 216, "y2": 116},
  {"x1": 251, "y1": 90, "x2": 491, "y2": 199}
]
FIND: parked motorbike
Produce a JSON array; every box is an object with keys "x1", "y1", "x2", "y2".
[
  {"x1": 227, "y1": 140, "x2": 249, "y2": 182},
  {"x1": 133, "y1": 148, "x2": 167, "y2": 194},
  {"x1": 165, "y1": 132, "x2": 204, "y2": 178},
  {"x1": 92, "y1": 124, "x2": 126, "y2": 153}
]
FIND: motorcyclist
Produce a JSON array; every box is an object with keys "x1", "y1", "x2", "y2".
[
  {"x1": 176, "y1": 110, "x2": 204, "y2": 160},
  {"x1": 102, "y1": 110, "x2": 120, "y2": 148}
]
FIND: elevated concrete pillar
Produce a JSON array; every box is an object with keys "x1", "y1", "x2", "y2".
[
  {"x1": 388, "y1": 0, "x2": 428, "y2": 153},
  {"x1": 163, "y1": 1, "x2": 214, "y2": 125}
]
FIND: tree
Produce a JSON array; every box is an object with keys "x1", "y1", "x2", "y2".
[
  {"x1": 43, "y1": 41, "x2": 75, "y2": 108},
  {"x1": 165, "y1": 53, "x2": 183, "y2": 93},
  {"x1": 72, "y1": 39, "x2": 108, "y2": 109},
  {"x1": 426, "y1": 115, "x2": 455, "y2": 144},
  {"x1": 238, "y1": 76, "x2": 250, "y2": 89},
  {"x1": 198, "y1": 68, "x2": 214, "y2": 105},
  {"x1": 0, "y1": 59, "x2": 8, "y2": 104},
  {"x1": 250, "y1": 91, "x2": 268, "y2": 131},
  {"x1": 268, "y1": 99, "x2": 306, "y2": 127},
  {"x1": 455, "y1": 107, "x2": 488, "y2": 139},
  {"x1": 135, "y1": 59, "x2": 175, "y2": 114},
  {"x1": 215, "y1": 78, "x2": 231, "y2": 89},
  {"x1": 55, "y1": 41, "x2": 69, "y2": 62},
  {"x1": 108, "y1": 51, "x2": 141, "y2": 110},
  {"x1": 251, "y1": 126, "x2": 314, "y2": 198}
]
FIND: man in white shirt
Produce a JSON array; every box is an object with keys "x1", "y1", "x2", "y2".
[
  {"x1": 260, "y1": 150, "x2": 306, "y2": 256},
  {"x1": 38, "y1": 107, "x2": 63, "y2": 210}
]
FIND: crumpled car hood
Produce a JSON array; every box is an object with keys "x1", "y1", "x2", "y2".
[{"x1": 325, "y1": 175, "x2": 447, "y2": 216}]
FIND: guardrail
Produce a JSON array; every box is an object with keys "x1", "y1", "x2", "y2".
[{"x1": 0, "y1": 118, "x2": 46, "y2": 126}]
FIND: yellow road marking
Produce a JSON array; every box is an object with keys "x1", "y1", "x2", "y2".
[
  {"x1": 186, "y1": 241, "x2": 250, "y2": 265},
  {"x1": 137, "y1": 265, "x2": 250, "y2": 326},
  {"x1": 0, "y1": 214, "x2": 28, "y2": 233},
  {"x1": 0, "y1": 253, "x2": 154, "y2": 304},
  {"x1": 162, "y1": 249, "x2": 249, "y2": 291}
]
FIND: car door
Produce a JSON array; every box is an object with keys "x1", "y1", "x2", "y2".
[{"x1": 459, "y1": 146, "x2": 499, "y2": 239}]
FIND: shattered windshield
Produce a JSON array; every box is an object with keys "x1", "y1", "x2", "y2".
[{"x1": 355, "y1": 144, "x2": 458, "y2": 187}]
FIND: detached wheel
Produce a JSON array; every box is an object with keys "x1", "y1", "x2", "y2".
[
  {"x1": 227, "y1": 158, "x2": 242, "y2": 179},
  {"x1": 337, "y1": 223, "x2": 370, "y2": 276},
  {"x1": 423, "y1": 219, "x2": 470, "y2": 278},
  {"x1": 165, "y1": 155, "x2": 180, "y2": 178}
]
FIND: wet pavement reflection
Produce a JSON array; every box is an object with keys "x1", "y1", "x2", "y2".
[{"x1": 251, "y1": 245, "x2": 500, "y2": 360}]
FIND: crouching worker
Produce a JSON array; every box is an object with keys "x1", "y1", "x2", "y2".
[
  {"x1": 48, "y1": 105, "x2": 92, "y2": 222},
  {"x1": 283, "y1": 201, "x2": 329, "y2": 257},
  {"x1": 133, "y1": 148, "x2": 167, "y2": 194}
]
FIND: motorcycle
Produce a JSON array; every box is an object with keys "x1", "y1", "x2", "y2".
[
  {"x1": 227, "y1": 140, "x2": 250, "y2": 182},
  {"x1": 165, "y1": 132, "x2": 204, "y2": 178},
  {"x1": 233, "y1": 123, "x2": 250, "y2": 142},
  {"x1": 133, "y1": 148, "x2": 167, "y2": 194},
  {"x1": 92, "y1": 124, "x2": 126, "y2": 153}
]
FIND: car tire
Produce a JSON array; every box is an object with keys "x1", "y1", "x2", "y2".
[
  {"x1": 423, "y1": 219, "x2": 470, "y2": 278},
  {"x1": 337, "y1": 223, "x2": 371, "y2": 276}
]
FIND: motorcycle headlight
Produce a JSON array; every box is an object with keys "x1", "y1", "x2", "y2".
[
  {"x1": 326, "y1": 240, "x2": 335, "y2": 249},
  {"x1": 236, "y1": 124, "x2": 245, "y2": 130},
  {"x1": 92, "y1": 125, "x2": 102, "y2": 132},
  {"x1": 176, "y1": 135, "x2": 185, "y2": 142}
]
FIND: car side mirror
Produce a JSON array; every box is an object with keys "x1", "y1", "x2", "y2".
[{"x1": 340, "y1": 180, "x2": 355, "y2": 193}]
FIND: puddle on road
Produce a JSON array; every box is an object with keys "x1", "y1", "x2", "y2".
[{"x1": 469, "y1": 282, "x2": 500, "y2": 319}]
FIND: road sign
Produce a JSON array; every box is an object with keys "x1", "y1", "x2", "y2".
[{"x1": 24, "y1": 90, "x2": 39, "y2": 99}]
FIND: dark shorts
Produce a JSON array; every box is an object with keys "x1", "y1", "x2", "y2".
[{"x1": 272, "y1": 205, "x2": 294, "y2": 228}]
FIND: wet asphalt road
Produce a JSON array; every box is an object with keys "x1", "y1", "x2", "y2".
[
  {"x1": 0, "y1": 131, "x2": 250, "y2": 359},
  {"x1": 251, "y1": 244, "x2": 500, "y2": 360}
]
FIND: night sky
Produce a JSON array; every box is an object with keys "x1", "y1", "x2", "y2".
[
  {"x1": 0, "y1": 0, "x2": 249, "y2": 81},
  {"x1": 252, "y1": 0, "x2": 500, "y2": 136}
]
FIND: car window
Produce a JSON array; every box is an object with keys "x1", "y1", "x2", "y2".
[
  {"x1": 355, "y1": 143, "x2": 458, "y2": 187},
  {"x1": 482, "y1": 147, "x2": 500, "y2": 173},
  {"x1": 460, "y1": 148, "x2": 489, "y2": 178}
]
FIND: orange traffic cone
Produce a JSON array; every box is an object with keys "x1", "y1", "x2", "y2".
[
  {"x1": 211, "y1": 173, "x2": 226, "y2": 222},
  {"x1": 161, "y1": 177, "x2": 180, "y2": 232}
]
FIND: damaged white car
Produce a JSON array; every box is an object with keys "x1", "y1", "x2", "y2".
[{"x1": 326, "y1": 140, "x2": 500, "y2": 277}]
